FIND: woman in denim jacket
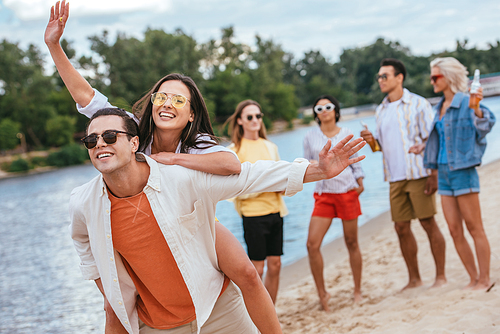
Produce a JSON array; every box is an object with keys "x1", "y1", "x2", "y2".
[{"x1": 418, "y1": 57, "x2": 495, "y2": 291}]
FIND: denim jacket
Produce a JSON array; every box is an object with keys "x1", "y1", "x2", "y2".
[{"x1": 424, "y1": 92, "x2": 495, "y2": 171}]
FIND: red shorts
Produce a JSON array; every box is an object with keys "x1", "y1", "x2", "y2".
[{"x1": 312, "y1": 190, "x2": 362, "y2": 220}]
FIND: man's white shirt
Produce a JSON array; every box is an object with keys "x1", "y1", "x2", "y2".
[{"x1": 69, "y1": 154, "x2": 309, "y2": 334}]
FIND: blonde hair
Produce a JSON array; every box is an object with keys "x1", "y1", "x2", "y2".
[
  {"x1": 430, "y1": 57, "x2": 469, "y2": 93},
  {"x1": 225, "y1": 100, "x2": 267, "y2": 152}
]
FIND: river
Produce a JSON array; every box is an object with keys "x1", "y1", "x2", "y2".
[{"x1": 1, "y1": 96, "x2": 499, "y2": 333}]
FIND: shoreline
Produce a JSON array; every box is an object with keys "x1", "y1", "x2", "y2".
[
  {"x1": 276, "y1": 158, "x2": 500, "y2": 333},
  {"x1": 0, "y1": 111, "x2": 375, "y2": 180},
  {"x1": 0, "y1": 165, "x2": 58, "y2": 181},
  {"x1": 279, "y1": 155, "x2": 500, "y2": 286},
  {"x1": 280, "y1": 209, "x2": 391, "y2": 290}
]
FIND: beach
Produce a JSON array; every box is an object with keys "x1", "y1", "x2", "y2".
[{"x1": 276, "y1": 159, "x2": 500, "y2": 333}]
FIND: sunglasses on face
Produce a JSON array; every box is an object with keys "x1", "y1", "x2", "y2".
[
  {"x1": 430, "y1": 74, "x2": 444, "y2": 83},
  {"x1": 314, "y1": 103, "x2": 336, "y2": 114},
  {"x1": 376, "y1": 74, "x2": 389, "y2": 82},
  {"x1": 246, "y1": 113, "x2": 263, "y2": 121},
  {"x1": 81, "y1": 130, "x2": 133, "y2": 149},
  {"x1": 151, "y1": 92, "x2": 190, "y2": 108}
]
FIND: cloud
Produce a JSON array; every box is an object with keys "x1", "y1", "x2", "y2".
[
  {"x1": 2, "y1": 0, "x2": 172, "y2": 21},
  {"x1": 0, "y1": 0, "x2": 499, "y2": 69}
]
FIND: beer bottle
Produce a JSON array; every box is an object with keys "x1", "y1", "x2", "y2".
[
  {"x1": 469, "y1": 69, "x2": 481, "y2": 110},
  {"x1": 360, "y1": 121, "x2": 380, "y2": 152}
]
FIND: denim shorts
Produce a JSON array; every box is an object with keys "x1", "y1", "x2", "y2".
[{"x1": 437, "y1": 164, "x2": 480, "y2": 196}]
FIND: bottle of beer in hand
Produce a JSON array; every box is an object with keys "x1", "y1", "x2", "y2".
[
  {"x1": 469, "y1": 69, "x2": 481, "y2": 110},
  {"x1": 361, "y1": 122, "x2": 380, "y2": 152}
]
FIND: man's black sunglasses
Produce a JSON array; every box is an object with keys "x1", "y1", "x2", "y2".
[{"x1": 81, "y1": 130, "x2": 134, "y2": 149}]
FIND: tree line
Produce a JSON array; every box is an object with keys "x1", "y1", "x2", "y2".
[{"x1": 1, "y1": 26, "x2": 500, "y2": 151}]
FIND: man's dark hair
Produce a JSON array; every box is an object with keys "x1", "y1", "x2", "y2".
[
  {"x1": 312, "y1": 95, "x2": 341, "y2": 125},
  {"x1": 86, "y1": 108, "x2": 139, "y2": 139},
  {"x1": 380, "y1": 58, "x2": 407, "y2": 81}
]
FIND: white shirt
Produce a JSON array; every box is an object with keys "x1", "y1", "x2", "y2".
[
  {"x1": 69, "y1": 154, "x2": 309, "y2": 334},
  {"x1": 303, "y1": 127, "x2": 364, "y2": 194},
  {"x1": 377, "y1": 100, "x2": 407, "y2": 182},
  {"x1": 375, "y1": 88, "x2": 434, "y2": 182},
  {"x1": 76, "y1": 89, "x2": 233, "y2": 156}
]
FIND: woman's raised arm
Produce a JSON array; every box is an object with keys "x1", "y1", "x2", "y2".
[{"x1": 44, "y1": 1, "x2": 94, "y2": 107}]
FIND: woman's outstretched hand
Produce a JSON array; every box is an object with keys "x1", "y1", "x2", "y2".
[
  {"x1": 304, "y1": 135, "x2": 366, "y2": 183},
  {"x1": 44, "y1": 0, "x2": 69, "y2": 47}
]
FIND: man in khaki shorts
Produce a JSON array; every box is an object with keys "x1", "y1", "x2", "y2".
[{"x1": 361, "y1": 58, "x2": 447, "y2": 290}]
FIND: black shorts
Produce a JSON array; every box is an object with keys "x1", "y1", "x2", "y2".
[{"x1": 242, "y1": 213, "x2": 284, "y2": 261}]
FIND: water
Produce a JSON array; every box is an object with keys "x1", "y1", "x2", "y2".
[
  {"x1": 1, "y1": 96, "x2": 499, "y2": 333},
  {"x1": 216, "y1": 115, "x2": 388, "y2": 266},
  {"x1": 219, "y1": 95, "x2": 500, "y2": 266},
  {"x1": 0, "y1": 165, "x2": 102, "y2": 333}
]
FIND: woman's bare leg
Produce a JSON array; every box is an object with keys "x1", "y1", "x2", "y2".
[
  {"x1": 263, "y1": 256, "x2": 281, "y2": 304},
  {"x1": 456, "y1": 193, "x2": 491, "y2": 290},
  {"x1": 441, "y1": 195, "x2": 478, "y2": 288},
  {"x1": 215, "y1": 222, "x2": 282, "y2": 333},
  {"x1": 342, "y1": 218, "x2": 362, "y2": 302},
  {"x1": 306, "y1": 216, "x2": 333, "y2": 311}
]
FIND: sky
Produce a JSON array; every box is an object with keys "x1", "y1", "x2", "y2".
[{"x1": 1, "y1": 0, "x2": 500, "y2": 71}]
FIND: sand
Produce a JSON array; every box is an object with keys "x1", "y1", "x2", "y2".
[{"x1": 276, "y1": 160, "x2": 500, "y2": 334}]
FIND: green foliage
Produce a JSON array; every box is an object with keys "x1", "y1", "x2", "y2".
[
  {"x1": 0, "y1": 118, "x2": 21, "y2": 150},
  {"x1": 261, "y1": 117, "x2": 273, "y2": 131},
  {"x1": 432, "y1": 39, "x2": 500, "y2": 77},
  {"x1": 202, "y1": 29, "x2": 299, "y2": 122},
  {"x1": 264, "y1": 83, "x2": 299, "y2": 121},
  {"x1": 0, "y1": 40, "x2": 56, "y2": 148},
  {"x1": 87, "y1": 28, "x2": 204, "y2": 104},
  {"x1": 47, "y1": 143, "x2": 89, "y2": 167},
  {"x1": 109, "y1": 96, "x2": 132, "y2": 111},
  {"x1": 0, "y1": 162, "x2": 9, "y2": 171},
  {"x1": 9, "y1": 158, "x2": 30, "y2": 172},
  {"x1": 46, "y1": 115, "x2": 77, "y2": 147},
  {"x1": 50, "y1": 87, "x2": 89, "y2": 133},
  {"x1": 205, "y1": 67, "x2": 252, "y2": 121},
  {"x1": 302, "y1": 115, "x2": 315, "y2": 124},
  {"x1": 30, "y1": 156, "x2": 47, "y2": 167},
  {"x1": 292, "y1": 51, "x2": 340, "y2": 106},
  {"x1": 1, "y1": 31, "x2": 500, "y2": 159}
]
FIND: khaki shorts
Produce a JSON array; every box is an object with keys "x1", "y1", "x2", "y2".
[
  {"x1": 139, "y1": 281, "x2": 258, "y2": 334},
  {"x1": 389, "y1": 178, "x2": 436, "y2": 222}
]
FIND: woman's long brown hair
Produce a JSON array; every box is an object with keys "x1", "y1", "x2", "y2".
[
  {"x1": 132, "y1": 73, "x2": 218, "y2": 153},
  {"x1": 225, "y1": 99, "x2": 267, "y2": 152}
]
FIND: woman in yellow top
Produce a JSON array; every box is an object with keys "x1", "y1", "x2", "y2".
[{"x1": 227, "y1": 100, "x2": 288, "y2": 304}]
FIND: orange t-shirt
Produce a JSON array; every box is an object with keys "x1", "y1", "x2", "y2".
[{"x1": 109, "y1": 191, "x2": 196, "y2": 329}]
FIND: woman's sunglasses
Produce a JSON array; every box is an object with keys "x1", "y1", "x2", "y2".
[
  {"x1": 430, "y1": 74, "x2": 444, "y2": 83},
  {"x1": 246, "y1": 114, "x2": 263, "y2": 121},
  {"x1": 81, "y1": 130, "x2": 133, "y2": 149},
  {"x1": 151, "y1": 92, "x2": 190, "y2": 108},
  {"x1": 314, "y1": 103, "x2": 336, "y2": 114}
]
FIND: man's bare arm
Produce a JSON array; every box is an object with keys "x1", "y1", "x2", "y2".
[{"x1": 94, "y1": 279, "x2": 128, "y2": 334}]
